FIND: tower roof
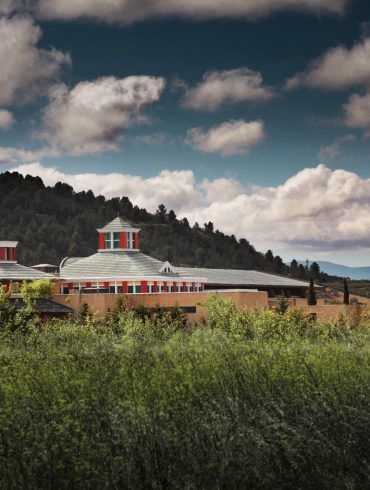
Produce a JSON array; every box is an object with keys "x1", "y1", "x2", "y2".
[{"x1": 97, "y1": 217, "x2": 140, "y2": 233}]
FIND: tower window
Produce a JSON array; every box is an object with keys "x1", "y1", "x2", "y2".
[
  {"x1": 127, "y1": 232, "x2": 134, "y2": 249},
  {"x1": 113, "y1": 232, "x2": 120, "y2": 249},
  {"x1": 104, "y1": 233, "x2": 112, "y2": 249}
]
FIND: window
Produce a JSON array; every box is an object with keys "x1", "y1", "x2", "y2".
[
  {"x1": 128, "y1": 285, "x2": 134, "y2": 294},
  {"x1": 109, "y1": 286, "x2": 116, "y2": 294},
  {"x1": 168, "y1": 284, "x2": 174, "y2": 293},
  {"x1": 113, "y1": 232, "x2": 120, "y2": 249},
  {"x1": 147, "y1": 284, "x2": 154, "y2": 293},
  {"x1": 127, "y1": 232, "x2": 134, "y2": 249},
  {"x1": 177, "y1": 284, "x2": 182, "y2": 292},
  {"x1": 117, "y1": 286, "x2": 123, "y2": 294},
  {"x1": 104, "y1": 232, "x2": 112, "y2": 249},
  {"x1": 186, "y1": 284, "x2": 192, "y2": 293},
  {"x1": 135, "y1": 285, "x2": 141, "y2": 294}
]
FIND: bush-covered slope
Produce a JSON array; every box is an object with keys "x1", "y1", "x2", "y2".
[{"x1": 0, "y1": 171, "x2": 333, "y2": 281}]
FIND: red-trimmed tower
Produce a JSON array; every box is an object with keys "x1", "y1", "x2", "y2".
[
  {"x1": 97, "y1": 217, "x2": 140, "y2": 252},
  {"x1": 0, "y1": 241, "x2": 17, "y2": 263}
]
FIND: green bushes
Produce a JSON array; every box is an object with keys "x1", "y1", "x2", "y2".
[{"x1": 0, "y1": 296, "x2": 368, "y2": 488}]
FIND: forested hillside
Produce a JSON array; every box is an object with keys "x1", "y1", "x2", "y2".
[{"x1": 0, "y1": 171, "x2": 331, "y2": 281}]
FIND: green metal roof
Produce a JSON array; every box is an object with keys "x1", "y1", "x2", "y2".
[
  {"x1": 60, "y1": 251, "x2": 309, "y2": 288},
  {"x1": 97, "y1": 217, "x2": 140, "y2": 233},
  {"x1": 60, "y1": 251, "x2": 204, "y2": 281},
  {"x1": 173, "y1": 266, "x2": 310, "y2": 288},
  {"x1": 0, "y1": 263, "x2": 56, "y2": 281}
]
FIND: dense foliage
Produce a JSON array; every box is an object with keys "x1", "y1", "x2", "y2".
[
  {"x1": 0, "y1": 295, "x2": 368, "y2": 489},
  {"x1": 0, "y1": 171, "x2": 335, "y2": 281}
]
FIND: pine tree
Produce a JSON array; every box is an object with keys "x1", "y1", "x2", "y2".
[
  {"x1": 343, "y1": 278, "x2": 350, "y2": 305},
  {"x1": 309, "y1": 262, "x2": 320, "y2": 281},
  {"x1": 307, "y1": 278, "x2": 317, "y2": 305}
]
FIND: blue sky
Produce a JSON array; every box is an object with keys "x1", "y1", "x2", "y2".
[{"x1": 1, "y1": 0, "x2": 370, "y2": 265}]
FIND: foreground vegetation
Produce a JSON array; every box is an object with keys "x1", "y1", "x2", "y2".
[{"x1": 0, "y1": 294, "x2": 369, "y2": 489}]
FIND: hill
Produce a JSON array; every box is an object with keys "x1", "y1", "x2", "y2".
[
  {"x1": 304, "y1": 260, "x2": 370, "y2": 280},
  {"x1": 0, "y1": 171, "x2": 332, "y2": 281}
]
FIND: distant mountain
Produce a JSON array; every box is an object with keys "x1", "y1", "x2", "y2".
[{"x1": 305, "y1": 261, "x2": 370, "y2": 280}]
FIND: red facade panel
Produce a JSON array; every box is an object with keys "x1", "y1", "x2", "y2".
[
  {"x1": 141, "y1": 280, "x2": 148, "y2": 293},
  {"x1": 99, "y1": 233, "x2": 105, "y2": 250},
  {"x1": 134, "y1": 233, "x2": 139, "y2": 249},
  {"x1": 0, "y1": 248, "x2": 5, "y2": 261},
  {"x1": 122, "y1": 282, "x2": 128, "y2": 294},
  {"x1": 120, "y1": 232, "x2": 127, "y2": 249}
]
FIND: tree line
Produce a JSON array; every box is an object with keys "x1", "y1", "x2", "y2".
[{"x1": 0, "y1": 171, "x2": 338, "y2": 282}]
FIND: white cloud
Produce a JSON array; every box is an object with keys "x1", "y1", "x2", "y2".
[
  {"x1": 286, "y1": 37, "x2": 370, "y2": 91},
  {"x1": 38, "y1": 76, "x2": 166, "y2": 155},
  {"x1": 0, "y1": 145, "x2": 61, "y2": 164},
  {"x1": 0, "y1": 110, "x2": 14, "y2": 131},
  {"x1": 10, "y1": 162, "x2": 203, "y2": 213},
  {"x1": 180, "y1": 68, "x2": 275, "y2": 111},
  {"x1": 2, "y1": 0, "x2": 348, "y2": 23},
  {"x1": 318, "y1": 134, "x2": 355, "y2": 161},
  {"x1": 11, "y1": 162, "x2": 370, "y2": 253},
  {"x1": 343, "y1": 92, "x2": 370, "y2": 137},
  {"x1": 186, "y1": 119, "x2": 265, "y2": 156},
  {"x1": 0, "y1": 16, "x2": 70, "y2": 105}
]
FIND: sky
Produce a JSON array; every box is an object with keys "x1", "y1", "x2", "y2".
[{"x1": 1, "y1": 0, "x2": 370, "y2": 265}]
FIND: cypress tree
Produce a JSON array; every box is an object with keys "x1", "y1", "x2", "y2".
[
  {"x1": 343, "y1": 279, "x2": 350, "y2": 305},
  {"x1": 307, "y1": 278, "x2": 317, "y2": 305}
]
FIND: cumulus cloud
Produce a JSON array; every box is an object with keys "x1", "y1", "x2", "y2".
[
  {"x1": 0, "y1": 145, "x2": 61, "y2": 164},
  {"x1": 2, "y1": 0, "x2": 348, "y2": 23},
  {"x1": 37, "y1": 76, "x2": 166, "y2": 155},
  {"x1": 10, "y1": 162, "x2": 370, "y2": 253},
  {"x1": 318, "y1": 134, "x2": 355, "y2": 161},
  {"x1": 286, "y1": 37, "x2": 370, "y2": 91},
  {"x1": 179, "y1": 68, "x2": 275, "y2": 111},
  {"x1": 10, "y1": 162, "x2": 203, "y2": 213},
  {"x1": 0, "y1": 110, "x2": 14, "y2": 131},
  {"x1": 186, "y1": 120, "x2": 265, "y2": 156},
  {"x1": 343, "y1": 92, "x2": 370, "y2": 137},
  {"x1": 0, "y1": 16, "x2": 70, "y2": 105}
]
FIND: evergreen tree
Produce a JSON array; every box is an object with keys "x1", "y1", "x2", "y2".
[
  {"x1": 309, "y1": 262, "x2": 320, "y2": 281},
  {"x1": 307, "y1": 278, "x2": 317, "y2": 306},
  {"x1": 289, "y1": 259, "x2": 300, "y2": 277},
  {"x1": 343, "y1": 279, "x2": 350, "y2": 305}
]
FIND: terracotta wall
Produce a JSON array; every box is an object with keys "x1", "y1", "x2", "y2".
[
  {"x1": 298, "y1": 304, "x2": 363, "y2": 321},
  {"x1": 54, "y1": 290, "x2": 366, "y2": 323},
  {"x1": 56, "y1": 290, "x2": 269, "y2": 322}
]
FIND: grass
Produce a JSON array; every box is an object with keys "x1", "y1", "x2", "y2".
[{"x1": 0, "y1": 297, "x2": 368, "y2": 489}]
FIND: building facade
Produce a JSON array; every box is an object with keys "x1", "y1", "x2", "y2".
[
  {"x1": 0, "y1": 240, "x2": 55, "y2": 288},
  {"x1": 59, "y1": 217, "x2": 207, "y2": 296},
  {"x1": 58, "y1": 217, "x2": 310, "y2": 300}
]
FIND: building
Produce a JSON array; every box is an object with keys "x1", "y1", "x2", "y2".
[
  {"x1": 0, "y1": 241, "x2": 55, "y2": 289},
  {"x1": 59, "y1": 217, "x2": 309, "y2": 298},
  {"x1": 59, "y1": 217, "x2": 207, "y2": 295},
  {"x1": 54, "y1": 217, "x2": 315, "y2": 320}
]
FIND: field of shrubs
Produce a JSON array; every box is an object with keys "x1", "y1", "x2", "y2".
[{"x1": 0, "y1": 291, "x2": 368, "y2": 489}]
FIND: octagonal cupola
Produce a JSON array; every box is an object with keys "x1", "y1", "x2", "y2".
[
  {"x1": 97, "y1": 217, "x2": 141, "y2": 252},
  {"x1": 0, "y1": 241, "x2": 17, "y2": 263}
]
